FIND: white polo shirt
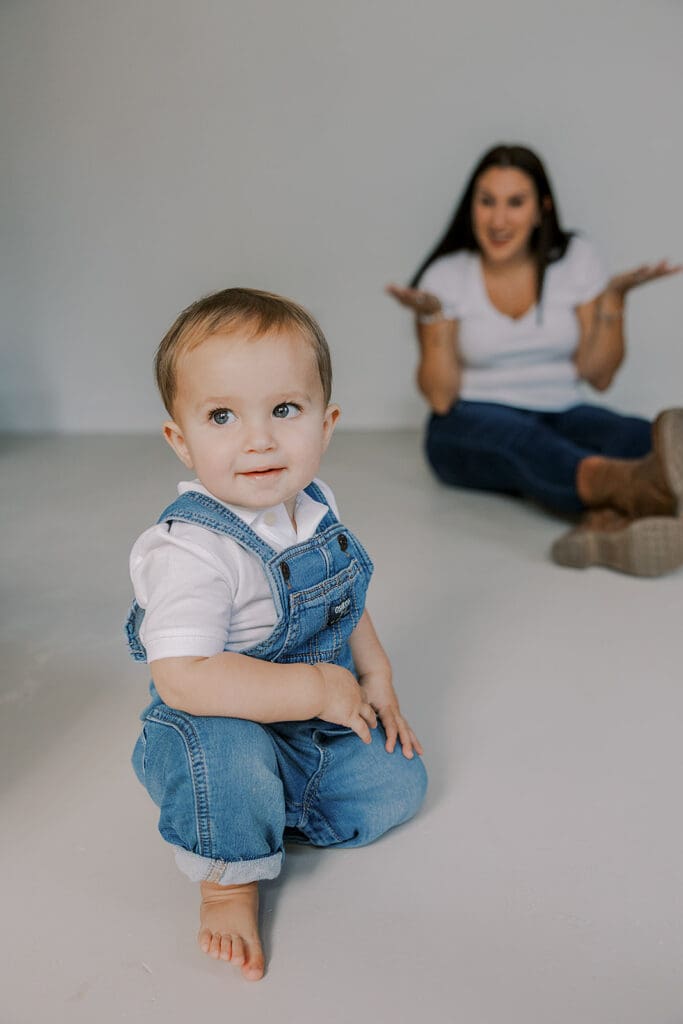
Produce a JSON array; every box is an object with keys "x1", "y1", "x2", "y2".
[
  {"x1": 417, "y1": 235, "x2": 609, "y2": 411},
  {"x1": 129, "y1": 479, "x2": 339, "y2": 663}
]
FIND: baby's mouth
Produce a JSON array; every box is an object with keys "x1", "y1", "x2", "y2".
[{"x1": 241, "y1": 467, "x2": 285, "y2": 477}]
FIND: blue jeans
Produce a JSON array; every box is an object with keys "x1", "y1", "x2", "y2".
[
  {"x1": 426, "y1": 401, "x2": 652, "y2": 514},
  {"x1": 132, "y1": 706, "x2": 428, "y2": 884}
]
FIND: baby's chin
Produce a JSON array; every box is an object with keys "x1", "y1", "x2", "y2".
[{"x1": 203, "y1": 474, "x2": 304, "y2": 512}]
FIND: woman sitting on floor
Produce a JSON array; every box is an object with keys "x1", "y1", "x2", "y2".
[{"x1": 387, "y1": 143, "x2": 682, "y2": 576}]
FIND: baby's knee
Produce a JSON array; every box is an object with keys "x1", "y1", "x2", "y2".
[
  {"x1": 352, "y1": 754, "x2": 428, "y2": 845},
  {"x1": 385, "y1": 753, "x2": 428, "y2": 826}
]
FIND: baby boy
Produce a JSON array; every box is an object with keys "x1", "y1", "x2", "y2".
[{"x1": 125, "y1": 287, "x2": 427, "y2": 980}]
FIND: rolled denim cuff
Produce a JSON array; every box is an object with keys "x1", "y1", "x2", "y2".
[{"x1": 174, "y1": 847, "x2": 282, "y2": 884}]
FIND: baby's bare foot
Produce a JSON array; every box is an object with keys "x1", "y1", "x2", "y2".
[{"x1": 198, "y1": 880, "x2": 265, "y2": 981}]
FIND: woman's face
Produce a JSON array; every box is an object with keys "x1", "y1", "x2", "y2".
[{"x1": 471, "y1": 167, "x2": 542, "y2": 265}]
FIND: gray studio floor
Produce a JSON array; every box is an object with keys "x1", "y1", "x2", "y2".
[{"x1": 2, "y1": 430, "x2": 683, "y2": 1024}]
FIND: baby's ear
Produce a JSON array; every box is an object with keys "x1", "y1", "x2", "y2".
[
  {"x1": 163, "y1": 420, "x2": 194, "y2": 469},
  {"x1": 322, "y1": 404, "x2": 341, "y2": 451}
]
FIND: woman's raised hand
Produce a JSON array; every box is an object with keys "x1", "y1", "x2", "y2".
[
  {"x1": 385, "y1": 283, "x2": 443, "y2": 317},
  {"x1": 607, "y1": 259, "x2": 682, "y2": 298}
]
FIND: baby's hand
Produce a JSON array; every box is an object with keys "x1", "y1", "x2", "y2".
[
  {"x1": 314, "y1": 663, "x2": 377, "y2": 743},
  {"x1": 359, "y1": 671, "x2": 424, "y2": 760}
]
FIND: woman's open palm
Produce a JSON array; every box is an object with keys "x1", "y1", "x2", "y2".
[
  {"x1": 385, "y1": 283, "x2": 442, "y2": 316},
  {"x1": 609, "y1": 259, "x2": 682, "y2": 297}
]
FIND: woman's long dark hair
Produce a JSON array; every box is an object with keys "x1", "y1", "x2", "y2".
[{"x1": 410, "y1": 144, "x2": 572, "y2": 306}]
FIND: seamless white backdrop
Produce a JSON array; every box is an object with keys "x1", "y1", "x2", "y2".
[{"x1": 0, "y1": 0, "x2": 681, "y2": 433}]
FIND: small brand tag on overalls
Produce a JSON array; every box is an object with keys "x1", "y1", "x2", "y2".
[{"x1": 327, "y1": 595, "x2": 351, "y2": 626}]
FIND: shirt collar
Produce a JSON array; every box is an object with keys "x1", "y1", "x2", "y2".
[{"x1": 177, "y1": 480, "x2": 329, "y2": 547}]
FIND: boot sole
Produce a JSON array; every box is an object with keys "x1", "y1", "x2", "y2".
[
  {"x1": 654, "y1": 408, "x2": 683, "y2": 510},
  {"x1": 551, "y1": 516, "x2": 683, "y2": 576}
]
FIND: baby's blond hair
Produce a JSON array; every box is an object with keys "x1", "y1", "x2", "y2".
[{"x1": 155, "y1": 287, "x2": 333, "y2": 416}]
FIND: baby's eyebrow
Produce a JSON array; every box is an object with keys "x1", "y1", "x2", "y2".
[
  {"x1": 273, "y1": 391, "x2": 313, "y2": 403},
  {"x1": 197, "y1": 396, "x2": 236, "y2": 410},
  {"x1": 195, "y1": 390, "x2": 315, "y2": 411}
]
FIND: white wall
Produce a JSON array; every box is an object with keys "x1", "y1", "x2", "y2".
[{"x1": 1, "y1": 0, "x2": 681, "y2": 433}]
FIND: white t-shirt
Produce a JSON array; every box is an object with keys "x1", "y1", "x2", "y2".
[
  {"x1": 129, "y1": 479, "x2": 339, "y2": 663},
  {"x1": 417, "y1": 235, "x2": 609, "y2": 411}
]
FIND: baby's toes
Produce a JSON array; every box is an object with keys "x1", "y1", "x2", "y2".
[
  {"x1": 229, "y1": 934, "x2": 246, "y2": 966},
  {"x1": 209, "y1": 931, "x2": 223, "y2": 959},
  {"x1": 243, "y1": 943, "x2": 265, "y2": 982},
  {"x1": 198, "y1": 927, "x2": 212, "y2": 954}
]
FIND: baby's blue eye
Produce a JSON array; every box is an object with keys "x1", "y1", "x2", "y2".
[
  {"x1": 210, "y1": 408, "x2": 235, "y2": 425},
  {"x1": 273, "y1": 403, "x2": 301, "y2": 419}
]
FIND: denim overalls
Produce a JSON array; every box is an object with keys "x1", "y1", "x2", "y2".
[{"x1": 126, "y1": 483, "x2": 427, "y2": 885}]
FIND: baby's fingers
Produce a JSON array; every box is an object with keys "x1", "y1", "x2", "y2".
[
  {"x1": 391, "y1": 715, "x2": 423, "y2": 759},
  {"x1": 353, "y1": 702, "x2": 377, "y2": 743},
  {"x1": 360, "y1": 701, "x2": 378, "y2": 730},
  {"x1": 377, "y1": 709, "x2": 419, "y2": 758},
  {"x1": 395, "y1": 718, "x2": 416, "y2": 759},
  {"x1": 407, "y1": 727, "x2": 424, "y2": 758},
  {"x1": 380, "y1": 711, "x2": 399, "y2": 754},
  {"x1": 352, "y1": 716, "x2": 372, "y2": 744}
]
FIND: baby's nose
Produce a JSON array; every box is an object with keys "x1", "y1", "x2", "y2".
[{"x1": 244, "y1": 422, "x2": 276, "y2": 452}]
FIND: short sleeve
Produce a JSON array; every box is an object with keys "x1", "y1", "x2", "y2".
[
  {"x1": 417, "y1": 254, "x2": 466, "y2": 320},
  {"x1": 129, "y1": 524, "x2": 238, "y2": 662},
  {"x1": 566, "y1": 236, "x2": 610, "y2": 305}
]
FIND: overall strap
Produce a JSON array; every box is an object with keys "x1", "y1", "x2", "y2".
[
  {"x1": 157, "y1": 490, "x2": 277, "y2": 561},
  {"x1": 304, "y1": 481, "x2": 338, "y2": 531}
]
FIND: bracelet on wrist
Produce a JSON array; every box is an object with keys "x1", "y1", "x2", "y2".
[
  {"x1": 596, "y1": 309, "x2": 624, "y2": 324},
  {"x1": 417, "y1": 310, "x2": 445, "y2": 324}
]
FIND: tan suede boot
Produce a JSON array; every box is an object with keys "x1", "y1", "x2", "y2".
[
  {"x1": 577, "y1": 407, "x2": 683, "y2": 518},
  {"x1": 551, "y1": 507, "x2": 683, "y2": 576},
  {"x1": 652, "y1": 407, "x2": 683, "y2": 511}
]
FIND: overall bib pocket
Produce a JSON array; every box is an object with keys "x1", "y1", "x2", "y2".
[{"x1": 277, "y1": 560, "x2": 363, "y2": 664}]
